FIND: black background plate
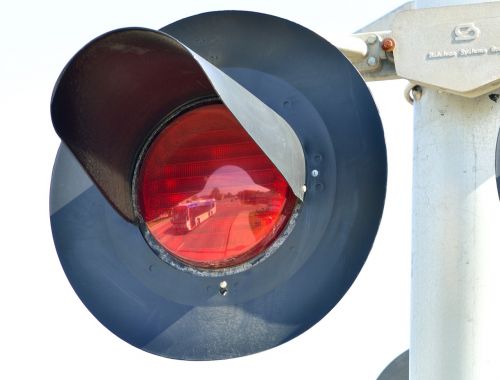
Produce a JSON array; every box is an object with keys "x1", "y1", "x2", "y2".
[{"x1": 50, "y1": 10, "x2": 386, "y2": 360}]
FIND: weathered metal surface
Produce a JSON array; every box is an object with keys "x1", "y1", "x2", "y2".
[
  {"x1": 411, "y1": 88, "x2": 500, "y2": 379},
  {"x1": 392, "y1": 2, "x2": 500, "y2": 97}
]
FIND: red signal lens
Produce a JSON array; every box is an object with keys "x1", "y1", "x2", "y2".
[{"x1": 137, "y1": 103, "x2": 297, "y2": 269}]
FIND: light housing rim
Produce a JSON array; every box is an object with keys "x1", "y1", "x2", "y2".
[{"x1": 131, "y1": 98, "x2": 302, "y2": 276}]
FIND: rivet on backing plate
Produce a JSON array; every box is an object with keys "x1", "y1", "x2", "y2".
[{"x1": 219, "y1": 280, "x2": 228, "y2": 296}]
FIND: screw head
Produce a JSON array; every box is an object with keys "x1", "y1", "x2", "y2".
[
  {"x1": 367, "y1": 56, "x2": 378, "y2": 66},
  {"x1": 366, "y1": 35, "x2": 378, "y2": 45}
]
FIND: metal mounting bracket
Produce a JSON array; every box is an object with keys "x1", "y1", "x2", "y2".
[{"x1": 340, "y1": 1, "x2": 500, "y2": 97}]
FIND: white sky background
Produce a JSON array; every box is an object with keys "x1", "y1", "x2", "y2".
[{"x1": 1, "y1": 1, "x2": 412, "y2": 379}]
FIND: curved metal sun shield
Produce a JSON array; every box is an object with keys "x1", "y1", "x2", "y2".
[{"x1": 50, "y1": 28, "x2": 305, "y2": 222}]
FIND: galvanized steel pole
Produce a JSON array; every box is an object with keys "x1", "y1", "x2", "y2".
[{"x1": 411, "y1": 1, "x2": 500, "y2": 379}]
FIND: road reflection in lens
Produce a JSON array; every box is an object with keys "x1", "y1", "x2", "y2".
[{"x1": 138, "y1": 104, "x2": 296, "y2": 269}]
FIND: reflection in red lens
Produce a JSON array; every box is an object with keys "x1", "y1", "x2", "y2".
[{"x1": 137, "y1": 103, "x2": 297, "y2": 269}]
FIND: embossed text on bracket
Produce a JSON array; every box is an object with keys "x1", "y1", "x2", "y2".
[{"x1": 427, "y1": 47, "x2": 499, "y2": 60}]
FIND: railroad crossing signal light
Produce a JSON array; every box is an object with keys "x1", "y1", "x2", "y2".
[{"x1": 50, "y1": 11, "x2": 387, "y2": 360}]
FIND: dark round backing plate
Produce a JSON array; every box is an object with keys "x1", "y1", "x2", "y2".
[
  {"x1": 377, "y1": 350, "x2": 409, "y2": 380},
  {"x1": 50, "y1": 11, "x2": 386, "y2": 360}
]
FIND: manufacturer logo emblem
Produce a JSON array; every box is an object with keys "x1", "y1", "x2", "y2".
[{"x1": 453, "y1": 23, "x2": 480, "y2": 42}]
